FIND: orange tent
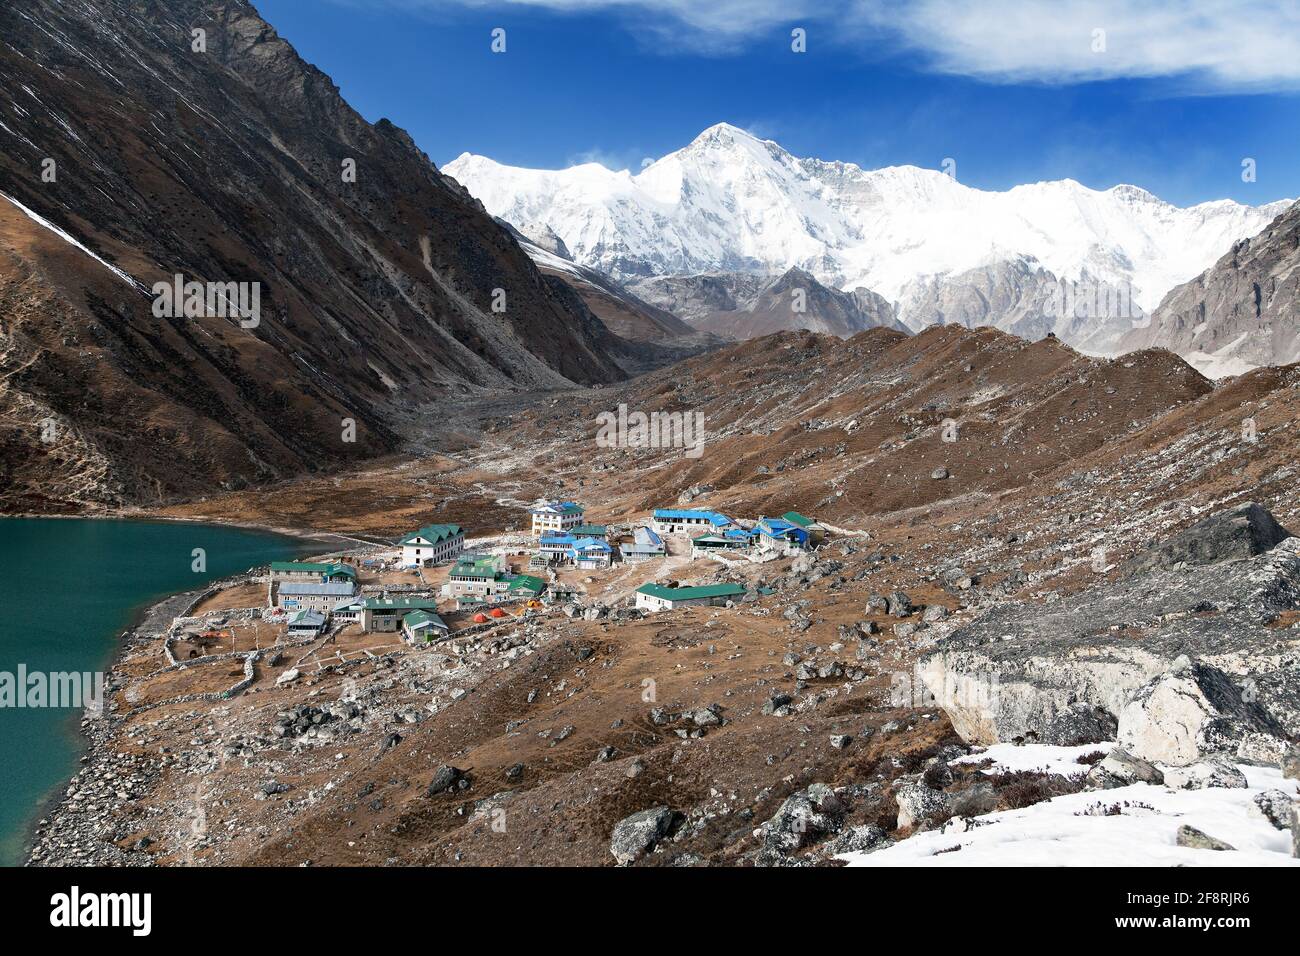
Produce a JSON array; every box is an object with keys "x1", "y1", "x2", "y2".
[
  {"x1": 489, "y1": 608, "x2": 507, "y2": 618},
  {"x1": 472, "y1": 613, "x2": 489, "y2": 624}
]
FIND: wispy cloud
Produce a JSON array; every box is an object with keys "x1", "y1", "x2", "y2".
[
  {"x1": 354, "y1": 0, "x2": 1300, "y2": 90},
  {"x1": 851, "y1": 0, "x2": 1300, "y2": 92},
  {"x1": 343, "y1": 0, "x2": 823, "y2": 53},
  {"x1": 565, "y1": 145, "x2": 651, "y2": 171}
]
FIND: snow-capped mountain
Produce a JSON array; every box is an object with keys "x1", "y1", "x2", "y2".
[{"x1": 445, "y1": 123, "x2": 1292, "y2": 354}]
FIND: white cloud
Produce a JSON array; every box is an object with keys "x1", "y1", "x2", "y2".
[
  {"x1": 356, "y1": 0, "x2": 824, "y2": 52},
  {"x1": 850, "y1": 0, "x2": 1300, "y2": 91},
  {"x1": 353, "y1": 0, "x2": 1300, "y2": 90}
]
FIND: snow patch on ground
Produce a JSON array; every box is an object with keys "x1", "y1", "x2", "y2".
[
  {"x1": 0, "y1": 189, "x2": 141, "y2": 289},
  {"x1": 1182, "y1": 350, "x2": 1258, "y2": 380},
  {"x1": 843, "y1": 754, "x2": 1298, "y2": 867},
  {"x1": 953, "y1": 741, "x2": 1112, "y2": 777}
]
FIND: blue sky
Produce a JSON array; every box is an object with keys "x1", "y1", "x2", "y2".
[{"x1": 256, "y1": 0, "x2": 1300, "y2": 206}]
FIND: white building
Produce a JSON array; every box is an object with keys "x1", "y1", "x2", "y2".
[
  {"x1": 620, "y1": 526, "x2": 666, "y2": 563},
  {"x1": 651, "y1": 509, "x2": 734, "y2": 535},
  {"x1": 444, "y1": 553, "x2": 511, "y2": 601},
  {"x1": 400, "y1": 523, "x2": 465, "y2": 567},
  {"x1": 529, "y1": 500, "x2": 585, "y2": 536},
  {"x1": 275, "y1": 581, "x2": 357, "y2": 613},
  {"x1": 568, "y1": 537, "x2": 613, "y2": 570}
]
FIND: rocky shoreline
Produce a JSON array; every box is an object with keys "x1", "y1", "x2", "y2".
[{"x1": 24, "y1": 578, "x2": 246, "y2": 866}]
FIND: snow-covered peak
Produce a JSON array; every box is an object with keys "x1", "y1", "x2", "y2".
[
  {"x1": 683, "y1": 121, "x2": 770, "y2": 150},
  {"x1": 443, "y1": 125, "x2": 1292, "y2": 346}
]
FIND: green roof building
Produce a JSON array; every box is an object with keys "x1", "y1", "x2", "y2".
[
  {"x1": 506, "y1": 574, "x2": 546, "y2": 598},
  {"x1": 634, "y1": 581, "x2": 746, "y2": 612},
  {"x1": 360, "y1": 596, "x2": 443, "y2": 634},
  {"x1": 400, "y1": 523, "x2": 465, "y2": 567},
  {"x1": 781, "y1": 512, "x2": 824, "y2": 543},
  {"x1": 401, "y1": 609, "x2": 449, "y2": 644},
  {"x1": 447, "y1": 553, "x2": 512, "y2": 601},
  {"x1": 270, "y1": 561, "x2": 356, "y2": 583}
]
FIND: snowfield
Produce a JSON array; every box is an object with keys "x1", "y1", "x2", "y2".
[
  {"x1": 843, "y1": 746, "x2": 1299, "y2": 867},
  {"x1": 444, "y1": 123, "x2": 1290, "y2": 344}
]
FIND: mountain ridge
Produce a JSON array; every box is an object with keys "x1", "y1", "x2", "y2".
[
  {"x1": 0, "y1": 0, "x2": 628, "y2": 510},
  {"x1": 445, "y1": 123, "x2": 1291, "y2": 356},
  {"x1": 1121, "y1": 199, "x2": 1300, "y2": 375}
]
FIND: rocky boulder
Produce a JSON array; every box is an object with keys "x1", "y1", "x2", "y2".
[
  {"x1": 759, "y1": 783, "x2": 844, "y2": 859},
  {"x1": 1250, "y1": 790, "x2": 1297, "y2": 831},
  {"x1": 822, "y1": 824, "x2": 891, "y2": 856},
  {"x1": 919, "y1": 506, "x2": 1300, "y2": 757},
  {"x1": 1176, "y1": 825, "x2": 1235, "y2": 851},
  {"x1": 610, "y1": 807, "x2": 676, "y2": 864},
  {"x1": 1283, "y1": 744, "x2": 1300, "y2": 781},
  {"x1": 1122, "y1": 502, "x2": 1290, "y2": 576},
  {"x1": 894, "y1": 780, "x2": 951, "y2": 830},
  {"x1": 1160, "y1": 758, "x2": 1248, "y2": 790},
  {"x1": 426, "y1": 765, "x2": 470, "y2": 796},
  {"x1": 1085, "y1": 748, "x2": 1165, "y2": 789},
  {"x1": 1117, "y1": 657, "x2": 1284, "y2": 766}
]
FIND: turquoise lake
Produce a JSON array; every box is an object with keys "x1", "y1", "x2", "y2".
[{"x1": 0, "y1": 517, "x2": 311, "y2": 866}]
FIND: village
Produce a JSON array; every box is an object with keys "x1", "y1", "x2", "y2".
[{"x1": 188, "y1": 499, "x2": 830, "y2": 659}]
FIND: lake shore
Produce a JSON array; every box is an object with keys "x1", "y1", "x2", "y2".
[
  {"x1": 22, "y1": 584, "x2": 214, "y2": 866},
  {"x1": 3, "y1": 517, "x2": 332, "y2": 866},
  {"x1": 1, "y1": 507, "x2": 367, "y2": 548}
]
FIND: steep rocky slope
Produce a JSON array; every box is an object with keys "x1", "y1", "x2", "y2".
[
  {"x1": 489, "y1": 325, "x2": 1213, "y2": 526},
  {"x1": 631, "y1": 267, "x2": 906, "y2": 341},
  {"x1": 497, "y1": 221, "x2": 709, "y2": 346},
  {"x1": 0, "y1": 0, "x2": 625, "y2": 511},
  {"x1": 1121, "y1": 200, "x2": 1300, "y2": 376}
]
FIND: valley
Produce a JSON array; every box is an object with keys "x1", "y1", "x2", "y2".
[
  {"x1": 23, "y1": 325, "x2": 1300, "y2": 867},
  {"x1": 2, "y1": 0, "x2": 1299, "y2": 874}
]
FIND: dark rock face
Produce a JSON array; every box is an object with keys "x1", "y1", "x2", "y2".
[
  {"x1": 921, "y1": 504, "x2": 1300, "y2": 763},
  {"x1": 1122, "y1": 502, "x2": 1290, "y2": 576},
  {"x1": 0, "y1": 0, "x2": 626, "y2": 509},
  {"x1": 426, "y1": 765, "x2": 468, "y2": 796},
  {"x1": 1041, "y1": 703, "x2": 1118, "y2": 747}
]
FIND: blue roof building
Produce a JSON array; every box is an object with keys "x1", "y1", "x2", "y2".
[
  {"x1": 620, "y1": 526, "x2": 666, "y2": 563},
  {"x1": 567, "y1": 536, "x2": 613, "y2": 567},
  {"x1": 755, "y1": 517, "x2": 810, "y2": 552},
  {"x1": 652, "y1": 508, "x2": 734, "y2": 533}
]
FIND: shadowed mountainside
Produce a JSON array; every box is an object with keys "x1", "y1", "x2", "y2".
[{"x1": 0, "y1": 0, "x2": 627, "y2": 511}]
